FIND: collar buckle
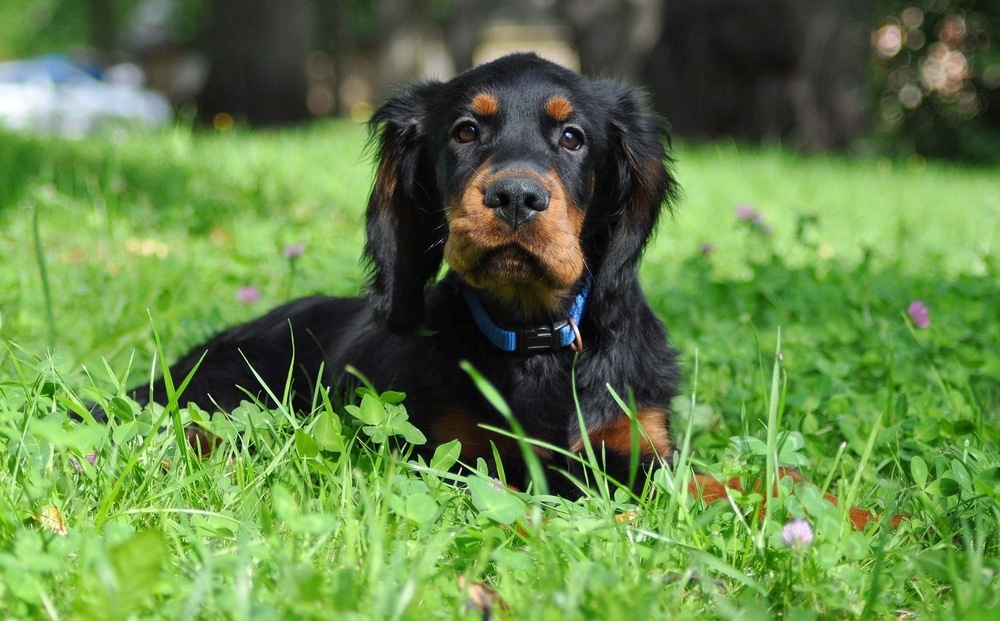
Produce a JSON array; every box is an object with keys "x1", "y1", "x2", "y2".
[
  {"x1": 452, "y1": 271, "x2": 591, "y2": 354},
  {"x1": 516, "y1": 320, "x2": 569, "y2": 354}
]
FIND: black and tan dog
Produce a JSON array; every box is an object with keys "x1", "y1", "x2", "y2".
[{"x1": 102, "y1": 53, "x2": 878, "y2": 526}]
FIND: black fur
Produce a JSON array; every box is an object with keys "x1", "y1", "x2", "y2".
[{"x1": 111, "y1": 54, "x2": 681, "y2": 496}]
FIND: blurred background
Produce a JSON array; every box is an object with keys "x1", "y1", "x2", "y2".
[{"x1": 1, "y1": 0, "x2": 998, "y2": 161}]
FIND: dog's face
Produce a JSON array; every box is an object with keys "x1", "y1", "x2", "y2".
[
  {"x1": 434, "y1": 65, "x2": 606, "y2": 317},
  {"x1": 365, "y1": 53, "x2": 675, "y2": 332}
]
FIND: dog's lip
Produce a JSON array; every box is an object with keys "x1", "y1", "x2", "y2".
[
  {"x1": 473, "y1": 244, "x2": 541, "y2": 271},
  {"x1": 461, "y1": 243, "x2": 558, "y2": 285}
]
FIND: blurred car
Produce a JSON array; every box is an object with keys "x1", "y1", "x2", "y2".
[{"x1": 0, "y1": 55, "x2": 172, "y2": 138}]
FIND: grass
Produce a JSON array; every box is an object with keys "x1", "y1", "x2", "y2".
[{"x1": 1, "y1": 120, "x2": 999, "y2": 619}]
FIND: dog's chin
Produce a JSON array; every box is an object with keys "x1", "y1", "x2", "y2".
[
  {"x1": 473, "y1": 246, "x2": 545, "y2": 283},
  {"x1": 450, "y1": 245, "x2": 580, "y2": 320}
]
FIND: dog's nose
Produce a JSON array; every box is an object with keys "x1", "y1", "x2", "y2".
[{"x1": 483, "y1": 176, "x2": 550, "y2": 230}]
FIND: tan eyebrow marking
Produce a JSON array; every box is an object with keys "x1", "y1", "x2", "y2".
[
  {"x1": 471, "y1": 92, "x2": 499, "y2": 117},
  {"x1": 545, "y1": 96, "x2": 574, "y2": 122}
]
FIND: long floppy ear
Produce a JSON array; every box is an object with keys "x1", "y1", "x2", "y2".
[
  {"x1": 364, "y1": 82, "x2": 445, "y2": 334},
  {"x1": 589, "y1": 85, "x2": 678, "y2": 324}
]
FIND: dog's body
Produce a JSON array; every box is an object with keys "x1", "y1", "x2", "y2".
[
  {"x1": 107, "y1": 54, "x2": 882, "y2": 525},
  {"x1": 129, "y1": 283, "x2": 676, "y2": 494}
]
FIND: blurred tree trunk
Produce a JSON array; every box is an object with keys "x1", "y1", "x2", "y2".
[
  {"x1": 313, "y1": 0, "x2": 350, "y2": 116},
  {"x1": 86, "y1": 0, "x2": 118, "y2": 54},
  {"x1": 328, "y1": 0, "x2": 350, "y2": 116},
  {"x1": 372, "y1": 0, "x2": 427, "y2": 100},
  {"x1": 558, "y1": 0, "x2": 663, "y2": 80},
  {"x1": 442, "y1": 0, "x2": 486, "y2": 73},
  {"x1": 197, "y1": 0, "x2": 314, "y2": 126},
  {"x1": 787, "y1": 0, "x2": 872, "y2": 151},
  {"x1": 646, "y1": 0, "x2": 872, "y2": 151},
  {"x1": 369, "y1": 0, "x2": 457, "y2": 106}
]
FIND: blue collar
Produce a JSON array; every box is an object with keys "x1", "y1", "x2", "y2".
[{"x1": 454, "y1": 275, "x2": 590, "y2": 354}]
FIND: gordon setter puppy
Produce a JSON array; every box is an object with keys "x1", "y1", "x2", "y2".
[
  {"x1": 113, "y1": 53, "x2": 676, "y2": 495},
  {"x1": 108, "y1": 53, "x2": 879, "y2": 526}
]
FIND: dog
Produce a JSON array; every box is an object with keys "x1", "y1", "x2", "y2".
[{"x1": 100, "y1": 53, "x2": 879, "y2": 527}]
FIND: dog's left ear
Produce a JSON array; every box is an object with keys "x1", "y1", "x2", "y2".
[
  {"x1": 364, "y1": 81, "x2": 445, "y2": 334},
  {"x1": 590, "y1": 85, "x2": 678, "y2": 316}
]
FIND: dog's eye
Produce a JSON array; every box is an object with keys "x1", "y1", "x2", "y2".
[
  {"x1": 559, "y1": 128, "x2": 584, "y2": 151},
  {"x1": 453, "y1": 121, "x2": 480, "y2": 144}
]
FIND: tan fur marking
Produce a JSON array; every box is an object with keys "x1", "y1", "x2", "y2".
[
  {"x1": 688, "y1": 474, "x2": 736, "y2": 504},
  {"x1": 430, "y1": 408, "x2": 515, "y2": 462},
  {"x1": 374, "y1": 158, "x2": 398, "y2": 205},
  {"x1": 545, "y1": 96, "x2": 574, "y2": 122},
  {"x1": 185, "y1": 426, "x2": 221, "y2": 457},
  {"x1": 471, "y1": 92, "x2": 499, "y2": 117},
  {"x1": 687, "y1": 468, "x2": 888, "y2": 531},
  {"x1": 571, "y1": 408, "x2": 672, "y2": 457}
]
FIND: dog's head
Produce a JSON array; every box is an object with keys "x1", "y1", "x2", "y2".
[{"x1": 365, "y1": 53, "x2": 677, "y2": 333}]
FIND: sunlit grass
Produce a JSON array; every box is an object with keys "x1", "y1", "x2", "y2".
[{"x1": 1, "y1": 123, "x2": 999, "y2": 618}]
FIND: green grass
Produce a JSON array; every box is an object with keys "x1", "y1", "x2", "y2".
[{"x1": 1, "y1": 121, "x2": 999, "y2": 619}]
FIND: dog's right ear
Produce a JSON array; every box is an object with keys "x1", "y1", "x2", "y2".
[{"x1": 364, "y1": 82, "x2": 444, "y2": 334}]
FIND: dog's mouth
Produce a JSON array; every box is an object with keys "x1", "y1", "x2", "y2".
[
  {"x1": 462, "y1": 244, "x2": 566, "y2": 289},
  {"x1": 469, "y1": 244, "x2": 547, "y2": 282},
  {"x1": 454, "y1": 244, "x2": 578, "y2": 321}
]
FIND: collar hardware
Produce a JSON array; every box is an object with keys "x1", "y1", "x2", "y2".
[
  {"x1": 450, "y1": 273, "x2": 590, "y2": 354},
  {"x1": 514, "y1": 319, "x2": 571, "y2": 354}
]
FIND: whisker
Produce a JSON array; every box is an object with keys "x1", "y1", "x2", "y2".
[{"x1": 421, "y1": 238, "x2": 446, "y2": 258}]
